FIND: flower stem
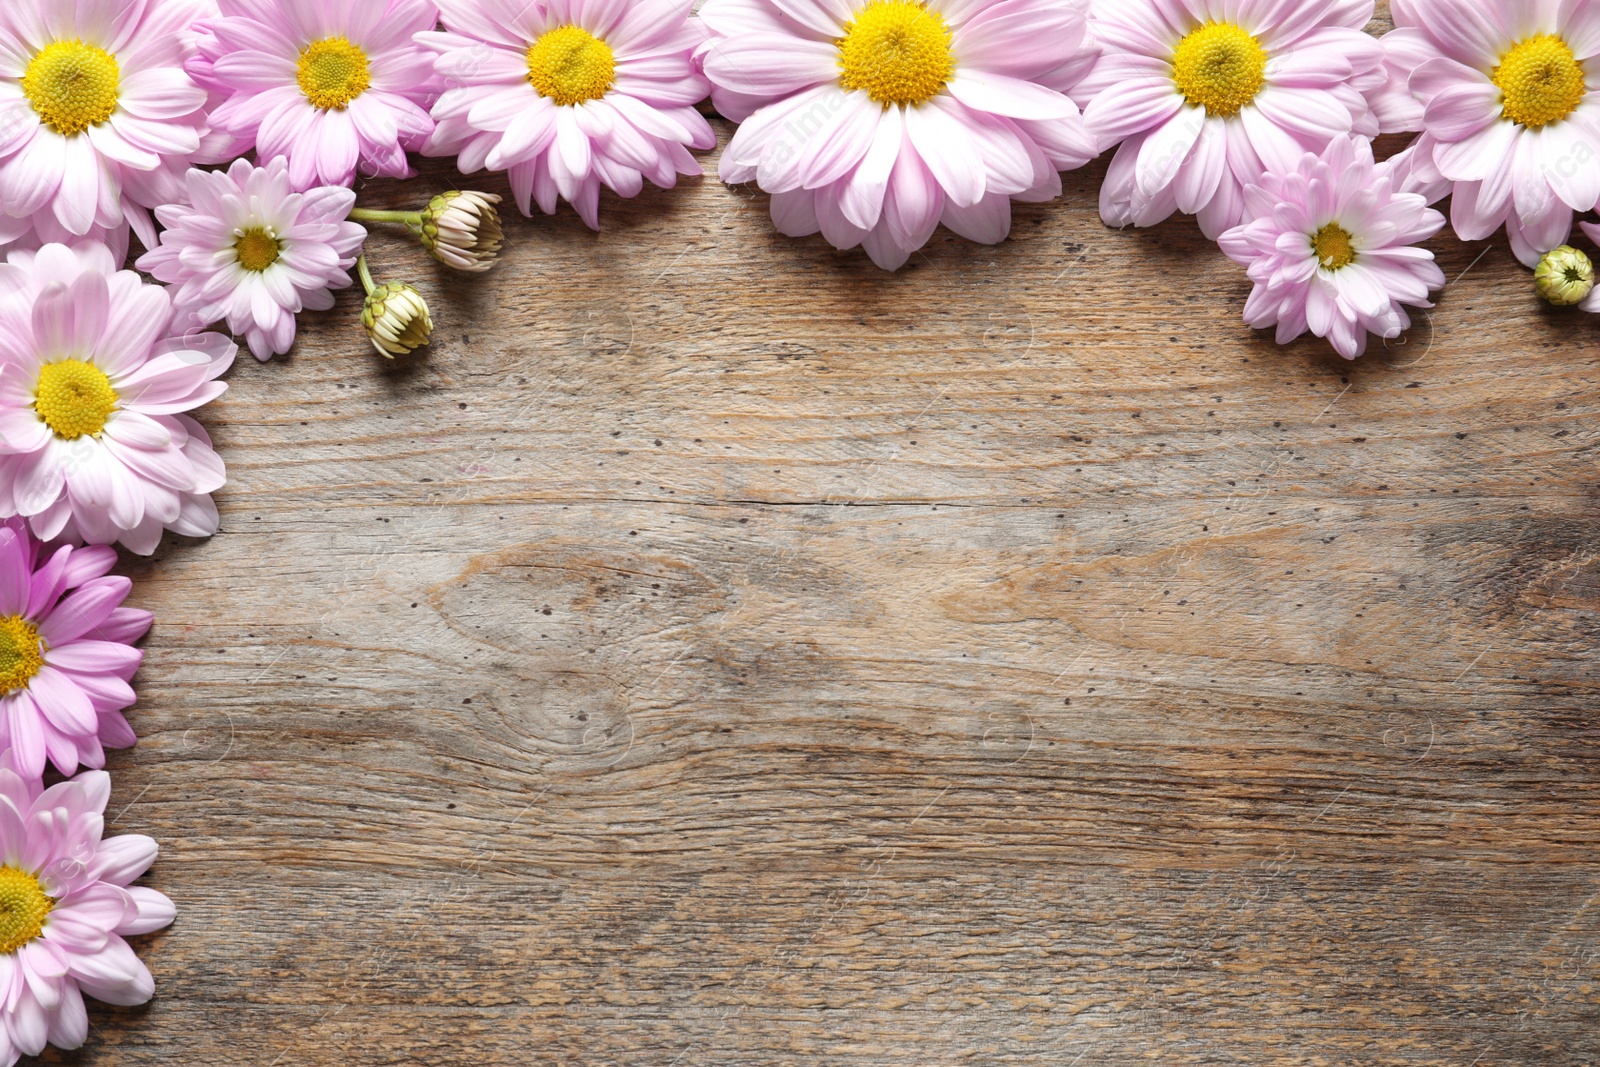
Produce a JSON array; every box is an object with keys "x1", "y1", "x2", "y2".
[
  {"x1": 356, "y1": 254, "x2": 377, "y2": 296},
  {"x1": 349, "y1": 208, "x2": 424, "y2": 226}
]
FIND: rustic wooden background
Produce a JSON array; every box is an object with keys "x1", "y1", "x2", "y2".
[{"x1": 61, "y1": 6, "x2": 1600, "y2": 1065}]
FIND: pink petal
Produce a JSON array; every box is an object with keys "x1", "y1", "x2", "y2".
[
  {"x1": 1136, "y1": 104, "x2": 1204, "y2": 198},
  {"x1": 945, "y1": 69, "x2": 1078, "y2": 120},
  {"x1": 1421, "y1": 81, "x2": 1501, "y2": 142},
  {"x1": 904, "y1": 98, "x2": 985, "y2": 207},
  {"x1": 86, "y1": 834, "x2": 157, "y2": 888},
  {"x1": 37, "y1": 578, "x2": 129, "y2": 647},
  {"x1": 43, "y1": 640, "x2": 140, "y2": 674},
  {"x1": 116, "y1": 886, "x2": 174, "y2": 935}
]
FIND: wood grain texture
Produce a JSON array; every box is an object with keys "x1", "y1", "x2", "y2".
[{"x1": 63, "y1": 5, "x2": 1600, "y2": 1064}]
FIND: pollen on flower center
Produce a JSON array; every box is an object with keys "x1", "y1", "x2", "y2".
[
  {"x1": 298, "y1": 36, "x2": 371, "y2": 111},
  {"x1": 21, "y1": 39, "x2": 121, "y2": 137},
  {"x1": 0, "y1": 617, "x2": 44, "y2": 696},
  {"x1": 1493, "y1": 34, "x2": 1585, "y2": 128},
  {"x1": 34, "y1": 359, "x2": 117, "y2": 440},
  {"x1": 1171, "y1": 21, "x2": 1267, "y2": 117},
  {"x1": 837, "y1": 0, "x2": 955, "y2": 107},
  {"x1": 526, "y1": 26, "x2": 616, "y2": 106},
  {"x1": 234, "y1": 226, "x2": 282, "y2": 272},
  {"x1": 0, "y1": 867, "x2": 51, "y2": 955},
  {"x1": 1312, "y1": 222, "x2": 1357, "y2": 270}
]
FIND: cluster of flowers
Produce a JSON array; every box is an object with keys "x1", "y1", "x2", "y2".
[
  {"x1": 0, "y1": 0, "x2": 520, "y2": 1059},
  {"x1": 688, "y1": 0, "x2": 1600, "y2": 358},
  {"x1": 0, "y1": 0, "x2": 1586, "y2": 376},
  {"x1": 0, "y1": 0, "x2": 1587, "y2": 1056}
]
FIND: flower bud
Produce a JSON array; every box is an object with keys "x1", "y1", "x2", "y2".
[
  {"x1": 362, "y1": 282, "x2": 433, "y2": 358},
  {"x1": 420, "y1": 191, "x2": 504, "y2": 272},
  {"x1": 1535, "y1": 245, "x2": 1595, "y2": 306}
]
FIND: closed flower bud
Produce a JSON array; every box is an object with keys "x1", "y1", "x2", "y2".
[
  {"x1": 1535, "y1": 245, "x2": 1595, "y2": 306},
  {"x1": 362, "y1": 281, "x2": 433, "y2": 358},
  {"x1": 420, "y1": 191, "x2": 504, "y2": 272},
  {"x1": 350, "y1": 192, "x2": 507, "y2": 273}
]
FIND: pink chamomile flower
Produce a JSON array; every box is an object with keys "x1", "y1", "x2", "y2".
[
  {"x1": 1218, "y1": 135, "x2": 1447, "y2": 360},
  {"x1": 1077, "y1": 0, "x2": 1385, "y2": 239},
  {"x1": 1376, "y1": 0, "x2": 1600, "y2": 265},
  {"x1": 190, "y1": 0, "x2": 442, "y2": 190},
  {"x1": 0, "y1": 522, "x2": 151, "y2": 779},
  {"x1": 699, "y1": 0, "x2": 1100, "y2": 271},
  {"x1": 0, "y1": 754, "x2": 174, "y2": 1067},
  {"x1": 0, "y1": 242, "x2": 234, "y2": 556},
  {"x1": 0, "y1": 0, "x2": 213, "y2": 245},
  {"x1": 419, "y1": 0, "x2": 716, "y2": 230},
  {"x1": 138, "y1": 157, "x2": 367, "y2": 361}
]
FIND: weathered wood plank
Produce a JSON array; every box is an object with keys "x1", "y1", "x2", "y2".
[{"x1": 69, "y1": 4, "x2": 1600, "y2": 1062}]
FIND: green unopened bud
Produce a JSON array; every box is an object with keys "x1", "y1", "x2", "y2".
[
  {"x1": 419, "y1": 191, "x2": 504, "y2": 273},
  {"x1": 1535, "y1": 245, "x2": 1595, "y2": 306},
  {"x1": 362, "y1": 281, "x2": 433, "y2": 359}
]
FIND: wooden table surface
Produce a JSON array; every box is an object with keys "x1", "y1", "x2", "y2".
[{"x1": 77, "y1": 9, "x2": 1600, "y2": 1064}]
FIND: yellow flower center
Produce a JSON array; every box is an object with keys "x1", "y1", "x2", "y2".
[
  {"x1": 0, "y1": 868, "x2": 51, "y2": 955},
  {"x1": 837, "y1": 0, "x2": 954, "y2": 107},
  {"x1": 1312, "y1": 222, "x2": 1356, "y2": 271},
  {"x1": 297, "y1": 36, "x2": 371, "y2": 111},
  {"x1": 0, "y1": 617, "x2": 44, "y2": 696},
  {"x1": 1493, "y1": 34, "x2": 1585, "y2": 128},
  {"x1": 1171, "y1": 21, "x2": 1267, "y2": 117},
  {"x1": 234, "y1": 226, "x2": 282, "y2": 272},
  {"x1": 526, "y1": 26, "x2": 616, "y2": 106},
  {"x1": 34, "y1": 360, "x2": 117, "y2": 440},
  {"x1": 20, "y1": 39, "x2": 120, "y2": 137}
]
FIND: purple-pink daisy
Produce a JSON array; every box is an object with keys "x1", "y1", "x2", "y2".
[
  {"x1": 0, "y1": 0, "x2": 212, "y2": 248},
  {"x1": 700, "y1": 0, "x2": 1099, "y2": 270},
  {"x1": 420, "y1": 0, "x2": 716, "y2": 230},
  {"x1": 0, "y1": 522, "x2": 151, "y2": 779},
  {"x1": 1376, "y1": 0, "x2": 1600, "y2": 265},
  {"x1": 1218, "y1": 135, "x2": 1447, "y2": 360},
  {"x1": 0, "y1": 242, "x2": 234, "y2": 555},
  {"x1": 0, "y1": 753, "x2": 174, "y2": 1066},
  {"x1": 1078, "y1": 0, "x2": 1386, "y2": 239},
  {"x1": 191, "y1": 0, "x2": 441, "y2": 190},
  {"x1": 138, "y1": 157, "x2": 367, "y2": 361}
]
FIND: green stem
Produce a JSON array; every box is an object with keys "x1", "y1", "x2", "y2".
[
  {"x1": 356, "y1": 254, "x2": 377, "y2": 297},
  {"x1": 349, "y1": 208, "x2": 424, "y2": 226}
]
